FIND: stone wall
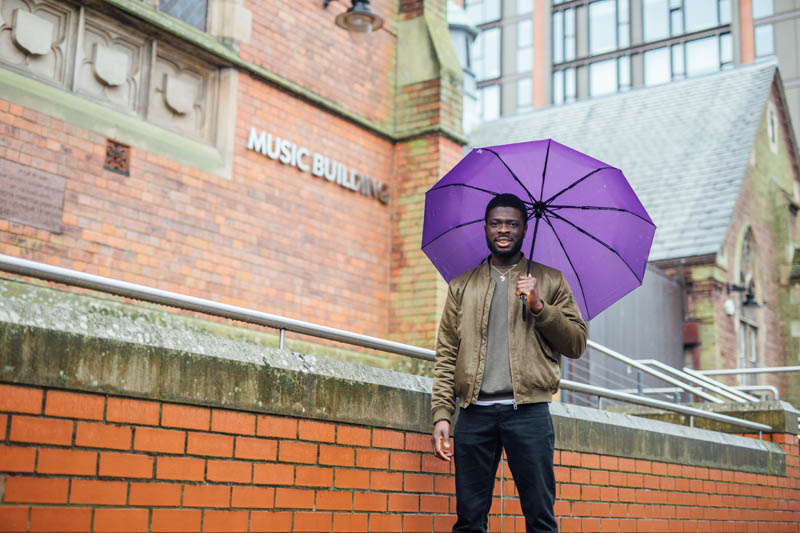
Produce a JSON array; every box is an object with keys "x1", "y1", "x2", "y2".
[{"x1": 0, "y1": 279, "x2": 797, "y2": 532}]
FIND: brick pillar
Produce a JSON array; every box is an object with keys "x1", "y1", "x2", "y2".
[{"x1": 389, "y1": 0, "x2": 466, "y2": 348}]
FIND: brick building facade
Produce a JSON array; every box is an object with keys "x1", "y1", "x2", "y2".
[{"x1": 0, "y1": 0, "x2": 463, "y2": 351}]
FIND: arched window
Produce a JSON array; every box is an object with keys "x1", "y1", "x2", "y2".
[{"x1": 737, "y1": 229, "x2": 759, "y2": 385}]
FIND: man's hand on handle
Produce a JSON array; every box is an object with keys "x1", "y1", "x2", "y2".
[
  {"x1": 516, "y1": 274, "x2": 544, "y2": 313},
  {"x1": 432, "y1": 420, "x2": 452, "y2": 462}
]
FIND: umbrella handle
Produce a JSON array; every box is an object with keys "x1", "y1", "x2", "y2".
[{"x1": 521, "y1": 295, "x2": 527, "y2": 322}]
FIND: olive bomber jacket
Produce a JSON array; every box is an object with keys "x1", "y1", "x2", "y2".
[{"x1": 431, "y1": 257, "x2": 588, "y2": 424}]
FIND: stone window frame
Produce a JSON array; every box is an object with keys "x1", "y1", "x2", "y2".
[
  {"x1": 733, "y1": 226, "x2": 763, "y2": 387},
  {"x1": 140, "y1": 0, "x2": 252, "y2": 45}
]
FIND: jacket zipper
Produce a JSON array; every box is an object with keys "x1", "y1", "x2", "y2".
[{"x1": 508, "y1": 264, "x2": 521, "y2": 410}]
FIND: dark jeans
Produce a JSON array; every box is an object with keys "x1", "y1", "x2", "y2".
[{"x1": 453, "y1": 402, "x2": 557, "y2": 533}]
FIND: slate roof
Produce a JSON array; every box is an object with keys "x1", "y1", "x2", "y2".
[{"x1": 468, "y1": 62, "x2": 779, "y2": 262}]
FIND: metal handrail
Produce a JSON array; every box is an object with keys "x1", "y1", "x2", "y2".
[
  {"x1": 560, "y1": 379, "x2": 771, "y2": 433},
  {"x1": 735, "y1": 385, "x2": 780, "y2": 401},
  {"x1": 617, "y1": 385, "x2": 780, "y2": 401},
  {"x1": 586, "y1": 341, "x2": 723, "y2": 403},
  {"x1": 0, "y1": 254, "x2": 435, "y2": 361},
  {"x1": 698, "y1": 366, "x2": 800, "y2": 376},
  {"x1": 682, "y1": 368, "x2": 761, "y2": 402},
  {"x1": 0, "y1": 253, "x2": 772, "y2": 434},
  {"x1": 638, "y1": 359, "x2": 742, "y2": 403}
]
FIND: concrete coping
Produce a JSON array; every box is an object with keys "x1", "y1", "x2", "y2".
[{"x1": 0, "y1": 277, "x2": 788, "y2": 476}]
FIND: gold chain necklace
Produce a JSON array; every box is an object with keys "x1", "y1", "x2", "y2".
[{"x1": 490, "y1": 261, "x2": 517, "y2": 282}]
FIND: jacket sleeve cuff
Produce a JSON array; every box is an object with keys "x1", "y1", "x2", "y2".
[
  {"x1": 533, "y1": 300, "x2": 554, "y2": 324},
  {"x1": 432, "y1": 408, "x2": 453, "y2": 425}
]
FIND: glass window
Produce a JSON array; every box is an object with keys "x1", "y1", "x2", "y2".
[
  {"x1": 517, "y1": 20, "x2": 533, "y2": 72},
  {"x1": 564, "y1": 8, "x2": 576, "y2": 61},
  {"x1": 589, "y1": 58, "x2": 618, "y2": 96},
  {"x1": 553, "y1": 70, "x2": 564, "y2": 105},
  {"x1": 752, "y1": 0, "x2": 773, "y2": 20},
  {"x1": 670, "y1": 7, "x2": 683, "y2": 36},
  {"x1": 466, "y1": 0, "x2": 501, "y2": 25},
  {"x1": 719, "y1": 0, "x2": 731, "y2": 25},
  {"x1": 671, "y1": 43, "x2": 685, "y2": 78},
  {"x1": 518, "y1": 19, "x2": 533, "y2": 47},
  {"x1": 552, "y1": 11, "x2": 564, "y2": 64},
  {"x1": 517, "y1": 77, "x2": 533, "y2": 110},
  {"x1": 684, "y1": 0, "x2": 718, "y2": 33},
  {"x1": 517, "y1": 0, "x2": 533, "y2": 15},
  {"x1": 479, "y1": 84, "x2": 501, "y2": 121},
  {"x1": 643, "y1": 0, "x2": 669, "y2": 42},
  {"x1": 720, "y1": 32, "x2": 733, "y2": 67},
  {"x1": 618, "y1": 55, "x2": 631, "y2": 90},
  {"x1": 565, "y1": 67, "x2": 576, "y2": 102},
  {"x1": 686, "y1": 35, "x2": 719, "y2": 77},
  {"x1": 517, "y1": 47, "x2": 533, "y2": 72},
  {"x1": 754, "y1": 24, "x2": 774, "y2": 58},
  {"x1": 589, "y1": 0, "x2": 617, "y2": 56},
  {"x1": 159, "y1": 0, "x2": 208, "y2": 31},
  {"x1": 618, "y1": 0, "x2": 630, "y2": 48},
  {"x1": 644, "y1": 47, "x2": 671, "y2": 86},
  {"x1": 473, "y1": 27, "x2": 501, "y2": 80}
]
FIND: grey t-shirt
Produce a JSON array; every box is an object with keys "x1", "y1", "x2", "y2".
[{"x1": 478, "y1": 266, "x2": 514, "y2": 401}]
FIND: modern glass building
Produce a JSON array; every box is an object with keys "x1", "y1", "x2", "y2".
[{"x1": 466, "y1": 0, "x2": 800, "y2": 142}]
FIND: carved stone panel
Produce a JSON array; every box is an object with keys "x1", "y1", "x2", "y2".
[
  {"x1": 0, "y1": 0, "x2": 77, "y2": 87},
  {"x1": 0, "y1": 158, "x2": 66, "y2": 233},
  {"x1": 75, "y1": 10, "x2": 148, "y2": 115},
  {"x1": 148, "y1": 46, "x2": 217, "y2": 144}
]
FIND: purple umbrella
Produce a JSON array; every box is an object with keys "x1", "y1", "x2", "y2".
[{"x1": 421, "y1": 139, "x2": 656, "y2": 321}]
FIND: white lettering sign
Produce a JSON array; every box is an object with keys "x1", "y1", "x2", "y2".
[{"x1": 247, "y1": 127, "x2": 389, "y2": 204}]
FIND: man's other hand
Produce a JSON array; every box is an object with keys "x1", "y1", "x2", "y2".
[{"x1": 432, "y1": 420, "x2": 452, "y2": 462}]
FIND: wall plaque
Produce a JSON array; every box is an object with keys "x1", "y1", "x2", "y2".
[{"x1": 0, "y1": 159, "x2": 65, "y2": 233}]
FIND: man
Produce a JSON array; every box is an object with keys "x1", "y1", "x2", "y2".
[{"x1": 431, "y1": 193, "x2": 587, "y2": 532}]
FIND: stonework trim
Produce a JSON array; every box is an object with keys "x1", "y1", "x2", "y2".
[{"x1": 0, "y1": 66, "x2": 232, "y2": 179}]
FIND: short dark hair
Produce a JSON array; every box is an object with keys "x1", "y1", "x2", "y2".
[{"x1": 485, "y1": 193, "x2": 528, "y2": 222}]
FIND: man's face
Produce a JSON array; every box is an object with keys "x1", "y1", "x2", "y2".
[{"x1": 485, "y1": 206, "x2": 527, "y2": 258}]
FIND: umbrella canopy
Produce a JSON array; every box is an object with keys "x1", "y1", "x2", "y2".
[{"x1": 421, "y1": 139, "x2": 656, "y2": 321}]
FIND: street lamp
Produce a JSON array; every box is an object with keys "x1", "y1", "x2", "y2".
[{"x1": 323, "y1": 0, "x2": 384, "y2": 34}]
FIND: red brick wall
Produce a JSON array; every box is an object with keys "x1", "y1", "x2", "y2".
[
  {"x1": 0, "y1": 81, "x2": 396, "y2": 337},
  {"x1": 1, "y1": 382, "x2": 798, "y2": 533},
  {"x1": 240, "y1": 0, "x2": 395, "y2": 126}
]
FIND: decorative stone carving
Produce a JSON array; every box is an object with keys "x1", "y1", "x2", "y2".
[
  {"x1": 11, "y1": 9, "x2": 53, "y2": 55},
  {"x1": 75, "y1": 11, "x2": 146, "y2": 114},
  {"x1": 149, "y1": 48, "x2": 217, "y2": 143},
  {"x1": 1, "y1": 1, "x2": 222, "y2": 149},
  {"x1": 92, "y1": 43, "x2": 128, "y2": 87},
  {"x1": 0, "y1": 0, "x2": 76, "y2": 86},
  {"x1": 164, "y1": 73, "x2": 195, "y2": 114}
]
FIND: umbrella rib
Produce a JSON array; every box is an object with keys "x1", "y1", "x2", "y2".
[
  {"x1": 482, "y1": 148, "x2": 538, "y2": 207},
  {"x1": 541, "y1": 214, "x2": 591, "y2": 318},
  {"x1": 421, "y1": 217, "x2": 485, "y2": 249},
  {"x1": 548, "y1": 205, "x2": 655, "y2": 226},
  {"x1": 547, "y1": 210, "x2": 643, "y2": 283},
  {"x1": 544, "y1": 166, "x2": 614, "y2": 205},
  {"x1": 539, "y1": 139, "x2": 551, "y2": 201},
  {"x1": 428, "y1": 183, "x2": 510, "y2": 199}
]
